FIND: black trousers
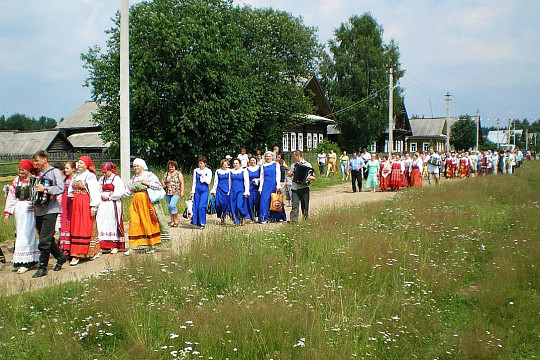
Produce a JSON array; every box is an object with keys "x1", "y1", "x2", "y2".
[
  {"x1": 291, "y1": 187, "x2": 310, "y2": 222},
  {"x1": 35, "y1": 213, "x2": 63, "y2": 268},
  {"x1": 351, "y1": 169, "x2": 362, "y2": 192}
]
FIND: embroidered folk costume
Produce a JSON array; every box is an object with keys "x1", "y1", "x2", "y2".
[
  {"x1": 389, "y1": 158, "x2": 404, "y2": 191},
  {"x1": 59, "y1": 172, "x2": 73, "y2": 256},
  {"x1": 97, "y1": 162, "x2": 126, "y2": 251},
  {"x1": 3, "y1": 160, "x2": 40, "y2": 270},
  {"x1": 126, "y1": 158, "x2": 162, "y2": 248},
  {"x1": 379, "y1": 159, "x2": 391, "y2": 190},
  {"x1": 409, "y1": 157, "x2": 423, "y2": 187},
  {"x1": 69, "y1": 156, "x2": 101, "y2": 260}
]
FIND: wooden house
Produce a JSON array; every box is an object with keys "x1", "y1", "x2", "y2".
[
  {"x1": 282, "y1": 76, "x2": 335, "y2": 153},
  {"x1": 407, "y1": 118, "x2": 447, "y2": 153},
  {"x1": 56, "y1": 101, "x2": 107, "y2": 152},
  {"x1": 0, "y1": 129, "x2": 73, "y2": 156}
]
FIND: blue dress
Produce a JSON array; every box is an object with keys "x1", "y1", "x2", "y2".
[
  {"x1": 229, "y1": 170, "x2": 248, "y2": 225},
  {"x1": 259, "y1": 162, "x2": 286, "y2": 223},
  {"x1": 191, "y1": 171, "x2": 209, "y2": 227},
  {"x1": 366, "y1": 160, "x2": 380, "y2": 188},
  {"x1": 246, "y1": 166, "x2": 260, "y2": 221},
  {"x1": 214, "y1": 170, "x2": 230, "y2": 219}
]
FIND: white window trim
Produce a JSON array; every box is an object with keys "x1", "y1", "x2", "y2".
[
  {"x1": 307, "y1": 133, "x2": 312, "y2": 149},
  {"x1": 290, "y1": 132, "x2": 297, "y2": 151},
  {"x1": 370, "y1": 141, "x2": 377, "y2": 153},
  {"x1": 410, "y1": 142, "x2": 417, "y2": 153},
  {"x1": 312, "y1": 133, "x2": 318, "y2": 148},
  {"x1": 282, "y1": 133, "x2": 289, "y2": 152},
  {"x1": 422, "y1": 142, "x2": 429, "y2": 152},
  {"x1": 298, "y1": 133, "x2": 304, "y2": 152}
]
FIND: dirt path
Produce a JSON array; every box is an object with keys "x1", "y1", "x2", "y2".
[{"x1": 0, "y1": 182, "x2": 396, "y2": 295}]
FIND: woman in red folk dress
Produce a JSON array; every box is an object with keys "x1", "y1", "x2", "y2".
[
  {"x1": 379, "y1": 155, "x2": 391, "y2": 191},
  {"x1": 445, "y1": 153, "x2": 453, "y2": 179},
  {"x1": 68, "y1": 156, "x2": 101, "y2": 266},
  {"x1": 389, "y1": 153, "x2": 404, "y2": 191},
  {"x1": 59, "y1": 161, "x2": 76, "y2": 257},
  {"x1": 409, "y1": 153, "x2": 423, "y2": 187}
]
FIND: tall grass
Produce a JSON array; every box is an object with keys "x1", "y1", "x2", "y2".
[{"x1": 1, "y1": 163, "x2": 539, "y2": 359}]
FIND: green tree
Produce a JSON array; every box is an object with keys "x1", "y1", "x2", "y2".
[
  {"x1": 82, "y1": 0, "x2": 322, "y2": 168},
  {"x1": 450, "y1": 115, "x2": 477, "y2": 151},
  {"x1": 0, "y1": 113, "x2": 57, "y2": 131},
  {"x1": 321, "y1": 13, "x2": 404, "y2": 151}
]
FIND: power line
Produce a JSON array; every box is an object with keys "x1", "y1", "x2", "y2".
[{"x1": 325, "y1": 85, "x2": 388, "y2": 118}]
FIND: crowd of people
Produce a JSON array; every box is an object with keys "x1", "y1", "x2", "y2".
[
  {"x1": 314, "y1": 146, "x2": 530, "y2": 193},
  {"x1": 2, "y1": 148, "x2": 316, "y2": 277}
]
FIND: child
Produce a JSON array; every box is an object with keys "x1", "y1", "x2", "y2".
[{"x1": 285, "y1": 168, "x2": 293, "y2": 207}]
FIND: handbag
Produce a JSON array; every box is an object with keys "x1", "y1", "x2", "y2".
[
  {"x1": 207, "y1": 194, "x2": 216, "y2": 214},
  {"x1": 269, "y1": 191, "x2": 283, "y2": 212},
  {"x1": 147, "y1": 186, "x2": 166, "y2": 203}
]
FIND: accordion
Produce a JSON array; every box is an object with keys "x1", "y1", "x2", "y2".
[
  {"x1": 28, "y1": 176, "x2": 53, "y2": 206},
  {"x1": 292, "y1": 163, "x2": 313, "y2": 185}
]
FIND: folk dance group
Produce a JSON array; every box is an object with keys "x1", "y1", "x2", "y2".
[
  {"x1": 189, "y1": 150, "x2": 315, "y2": 229},
  {"x1": 2, "y1": 151, "x2": 171, "y2": 278}
]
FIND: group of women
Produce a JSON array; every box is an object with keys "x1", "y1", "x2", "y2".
[
  {"x1": 3, "y1": 155, "x2": 176, "y2": 272},
  {"x1": 189, "y1": 151, "x2": 288, "y2": 229}
]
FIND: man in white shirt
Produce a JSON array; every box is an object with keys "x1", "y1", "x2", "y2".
[
  {"x1": 361, "y1": 148, "x2": 371, "y2": 179},
  {"x1": 317, "y1": 150, "x2": 327, "y2": 175},
  {"x1": 237, "y1": 148, "x2": 249, "y2": 168},
  {"x1": 425, "y1": 147, "x2": 441, "y2": 185}
]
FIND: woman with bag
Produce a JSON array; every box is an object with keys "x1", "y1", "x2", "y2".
[
  {"x1": 68, "y1": 156, "x2": 101, "y2": 265},
  {"x1": 124, "y1": 158, "x2": 161, "y2": 255},
  {"x1": 161, "y1": 160, "x2": 184, "y2": 227},
  {"x1": 229, "y1": 158, "x2": 249, "y2": 226},
  {"x1": 3, "y1": 159, "x2": 40, "y2": 273},
  {"x1": 258, "y1": 151, "x2": 281, "y2": 224},
  {"x1": 190, "y1": 156, "x2": 212, "y2": 229},
  {"x1": 210, "y1": 159, "x2": 231, "y2": 225},
  {"x1": 96, "y1": 162, "x2": 126, "y2": 254}
]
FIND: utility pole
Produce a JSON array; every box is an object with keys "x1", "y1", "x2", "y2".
[
  {"x1": 526, "y1": 128, "x2": 528, "y2": 150},
  {"x1": 445, "y1": 92, "x2": 451, "y2": 152},
  {"x1": 513, "y1": 120, "x2": 516, "y2": 146},
  {"x1": 120, "y1": 0, "x2": 131, "y2": 183},
  {"x1": 388, "y1": 67, "x2": 394, "y2": 157},
  {"x1": 496, "y1": 118, "x2": 500, "y2": 149},
  {"x1": 475, "y1": 109, "x2": 480, "y2": 150}
]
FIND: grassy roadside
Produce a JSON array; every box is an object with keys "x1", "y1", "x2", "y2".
[{"x1": 1, "y1": 163, "x2": 538, "y2": 359}]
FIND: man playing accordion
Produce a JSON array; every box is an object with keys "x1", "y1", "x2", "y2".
[{"x1": 288, "y1": 150, "x2": 315, "y2": 222}]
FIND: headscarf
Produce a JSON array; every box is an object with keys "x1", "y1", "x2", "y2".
[
  {"x1": 133, "y1": 158, "x2": 148, "y2": 171},
  {"x1": 79, "y1": 156, "x2": 97, "y2": 175},
  {"x1": 100, "y1": 161, "x2": 117, "y2": 174},
  {"x1": 19, "y1": 159, "x2": 37, "y2": 175}
]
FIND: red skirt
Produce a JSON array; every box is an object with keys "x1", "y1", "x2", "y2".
[
  {"x1": 401, "y1": 170, "x2": 410, "y2": 187},
  {"x1": 390, "y1": 169, "x2": 401, "y2": 190},
  {"x1": 59, "y1": 193, "x2": 72, "y2": 255},
  {"x1": 379, "y1": 174, "x2": 390, "y2": 189},
  {"x1": 410, "y1": 168, "x2": 422, "y2": 187},
  {"x1": 70, "y1": 193, "x2": 100, "y2": 258}
]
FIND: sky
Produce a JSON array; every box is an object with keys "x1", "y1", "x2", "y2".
[{"x1": 1, "y1": 0, "x2": 539, "y2": 128}]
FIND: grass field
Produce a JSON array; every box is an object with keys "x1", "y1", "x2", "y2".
[{"x1": 2, "y1": 162, "x2": 538, "y2": 359}]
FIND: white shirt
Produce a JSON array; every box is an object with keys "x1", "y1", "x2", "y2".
[
  {"x1": 68, "y1": 170, "x2": 101, "y2": 210},
  {"x1": 258, "y1": 161, "x2": 281, "y2": 193},
  {"x1": 191, "y1": 167, "x2": 212, "y2": 194},
  {"x1": 237, "y1": 153, "x2": 249, "y2": 168},
  {"x1": 230, "y1": 168, "x2": 250, "y2": 196},
  {"x1": 211, "y1": 168, "x2": 230, "y2": 194}
]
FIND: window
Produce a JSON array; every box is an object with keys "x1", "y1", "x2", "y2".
[
  {"x1": 422, "y1": 142, "x2": 429, "y2": 152},
  {"x1": 395, "y1": 141, "x2": 402, "y2": 153},
  {"x1": 282, "y1": 133, "x2": 289, "y2": 152},
  {"x1": 307, "y1": 133, "x2": 312, "y2": 149},
  {"x1": 410, "y1": 143, "x2": 417, "y2": 153},
  {"x1": 298, "y1": 133, "x2": 304, "y2": 151},
  {"x1": 290, "y1": 132, "x2": 296, "y2": 151},
  {"x1": 370, "y1": 141, "x2": 377, "y2": 153},
  {"x1": 319, "y1": 133, "x2": 323, "y2": 144},
  {"x1": 384, "y1": 140, "x2": 388, "y2": 153},
  {"x1": 312, "y1": 133, "x2": 318, "y2": 148}
]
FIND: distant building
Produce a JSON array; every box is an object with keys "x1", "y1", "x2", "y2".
[
  {"x1": 0, "y1": 129, "x2": 73, "y2": 157},
  {"x1": 487, "y1": 129, "x2": 523, "y2": 149},
  {"x1": 56, "y1": 101, "x2": 108, "y2": 152},
  {"x1": 282, "y1": 76, "x2": 335, "y2": 153}
]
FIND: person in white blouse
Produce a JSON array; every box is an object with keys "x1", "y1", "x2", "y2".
[
  {"x1": 229, "y1": 158, "x2": 250, "y2": 225},
  {"x1": 96, "y1": 162, "x2": 126, "y2": 254},
  {"x1": 211, "y1": 159, "x2": 231, "y2": 225},
  {"x1": 237, "y1": 148, "x2": 249, "y2": 168},
  {"x1": 191, "y1": 156, "x2": 212, "y2": 229},
  {"x1": 67, "y1": 156, "x2": 101, "y2": 265},
  {"x1": 258, "y1": 151, "x2": 281, "y2": 223}
]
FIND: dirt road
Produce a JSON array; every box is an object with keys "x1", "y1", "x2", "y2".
[{"x1": 0, "y1": 182, "x2": 396, "y2": 295}]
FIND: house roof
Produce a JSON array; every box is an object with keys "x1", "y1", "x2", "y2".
[
  {"x1": 304, "y1": 114, "x2": 335, "y2": 125},
  {"x1": 327, "y1": 124, "x2": 340, "y2": 135},
  {"x1": 56, "y1": 101, "x2": 99, "y2": 129},
  {"x1": 67, "y1": 132, "x2": 108, "y2": 149},
  {"x1": 0, "y1": 130, "x2": 71, "y2": 155},
  {"x1": 487, "y1": 130, "x2": 523, "y2": 145},
  {"x1": 409, "y1": 118, "x2": 447, "y2": 138}
]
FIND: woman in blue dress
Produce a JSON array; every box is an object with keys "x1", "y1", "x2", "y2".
[
  {"x1": 211, "y1": 159, "x2": 231, "y2": 225},
  {"x1": 258, "y1": 151, "x2": 281, "y2": 223},
  {"x1": 190, "y1": 157, "x2": 212, "y2": 229},
  {"x1": 246, "y1": 156, "x2": 260, "y2": 222},
  {"x1": 229, "y1": 159, "x2": 250, "y2": 225}
]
